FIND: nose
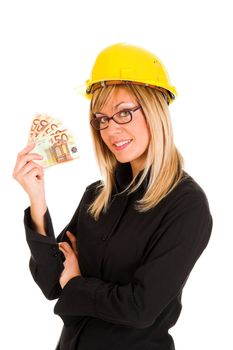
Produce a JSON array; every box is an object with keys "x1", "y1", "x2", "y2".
[{"x1": 106, "y1": 118, "x2": 122, "y2": 133}]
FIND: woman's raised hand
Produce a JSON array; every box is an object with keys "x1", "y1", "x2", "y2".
[
  {"x1": 12, "y1": 143, "x2": 45, "y2": 201},
  {"x1": 13, "y1": 143, "x2": 48, "y2": 234}
]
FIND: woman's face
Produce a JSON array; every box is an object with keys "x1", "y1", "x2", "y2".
[{"x1": 98, "y1": 87, "x2": 150, "y2": 177}]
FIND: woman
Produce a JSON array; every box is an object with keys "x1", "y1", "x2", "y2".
[{"x1": 13, "y1": 43, "x2": 213, "y2": 350}]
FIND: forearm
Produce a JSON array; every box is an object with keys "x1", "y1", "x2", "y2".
[
  {"x1": 29, "y1": 196, "x2": 48, "y2": 235},
  {"x1": 24, "y1": 206, "x2": 64, "y2": 299}
]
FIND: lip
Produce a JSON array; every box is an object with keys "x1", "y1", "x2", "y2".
[
  {"x1": 112, "y1": 139, "x2": 132, "y2": 145},
  {"x1": 113, "y1": 139, "x2": 133, "y2": 151}
]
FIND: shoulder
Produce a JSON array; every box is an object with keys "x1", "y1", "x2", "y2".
[
  {"x1": 157, "y1": 171, "x2": 213, "y2": 243},
  {"x1": 168, "y1": 172, "x2": 213, "y2": 233},
  {"x1": 163, "y1": 170, "x2": 212, "y2": 216},
  {"x1": 85, "y1": 179, "x2": 103, "y2": 192},
  {"x1": 82, "y1": 179, "x2": 104, "y2": 201},
  {"x1": 178, "y1": 171, "x2": 210, "y2": 203}
]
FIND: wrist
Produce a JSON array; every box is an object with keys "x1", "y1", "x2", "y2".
[
  {"x1": 61, "y1": 274, "x2": 82, "y2": 289},
  {"x1": 29, "y1": 196, "x2": 47, "y2": 209}
]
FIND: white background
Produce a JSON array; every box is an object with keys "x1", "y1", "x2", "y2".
[{"x1": 0, "y1": 0, "x2": 232, "y2": 349}]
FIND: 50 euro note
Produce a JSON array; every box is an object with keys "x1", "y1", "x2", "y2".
[
  {"x1": 28, "y1": 113, "x2": 63, "y2": 144},
  {"x1": 30, "y1": 129, "x2": 80, "y2": 168}
]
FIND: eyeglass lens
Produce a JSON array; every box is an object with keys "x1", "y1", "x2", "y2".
[{"x1": 93, "y1": 110, "x2": 132, "y2": 130}]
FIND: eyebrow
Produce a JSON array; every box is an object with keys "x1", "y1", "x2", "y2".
[
  {"x1": 114, "y1": 101, "x2": 135, "y2": 109},
  {"x1": 95, "y1": 101, "x2": 135, "y2": 115}
]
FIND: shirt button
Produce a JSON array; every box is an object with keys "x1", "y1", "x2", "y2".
[
  {"x1": 50, "y1": 246, "x2": 59, "y2": 257},
  {"x1": 102, "y1": 235, "x2": 107, "y2": 241}
]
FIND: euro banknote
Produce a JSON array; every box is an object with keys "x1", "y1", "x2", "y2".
[{"x1": 28, "y1": 113, "x2": 79, "y2": 168}]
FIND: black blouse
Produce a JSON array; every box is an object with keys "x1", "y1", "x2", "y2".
[{"x1": 24, "y1": 163, "x2": 213, "y2": 350}]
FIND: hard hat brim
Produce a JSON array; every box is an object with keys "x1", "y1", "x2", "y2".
[{"x1": 83, "y1": 80, "x2": 177, "y2": 105}]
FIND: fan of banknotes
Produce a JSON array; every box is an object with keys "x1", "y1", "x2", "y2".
[{"x1": 27, "y1": 113, "x2": 79, "y2": 168}]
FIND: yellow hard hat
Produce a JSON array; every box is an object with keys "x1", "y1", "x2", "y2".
[{"x1": 82, "y1": 43, "x2": 177, "y2": 105}]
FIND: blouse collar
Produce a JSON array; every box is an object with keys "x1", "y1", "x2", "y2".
[
  {"x1": 114, "y1": 162, "x2": 150, "y2": 193},
  {"x1": 114, "y1": 162, "x2": 188, "y2": 198}
]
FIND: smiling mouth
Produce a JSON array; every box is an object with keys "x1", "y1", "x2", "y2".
[{"x1": 113, "y1": 139, "x2": 133, "y2": 150}]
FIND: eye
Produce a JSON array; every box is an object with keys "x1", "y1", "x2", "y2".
[
  {"x1": 95, "y1": 114, "x2": 108, "y2": 123},
  {"x1": 99, "y1": 116, "x2": 108, "y2": 124},
  {"x1": 119, "y1": 110, "x2": 131, "y2": 118}
]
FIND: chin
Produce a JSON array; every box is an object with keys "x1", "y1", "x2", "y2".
[
  {"x1": 115, "y1": 154, "x2": 135, "y2": 163},
  {"x1": 116, "y1": 159, "x2": 129, "y2": 164}
]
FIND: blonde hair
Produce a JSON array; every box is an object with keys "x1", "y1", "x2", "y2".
[{"x1": 87, "y1": 84, "x2": 184, "y2": 220}]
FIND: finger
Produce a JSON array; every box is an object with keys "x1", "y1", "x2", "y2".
[
  {"x1": 66, "y1": 231, "x2": 76, "y2": 242},
  {"x1": 14, "y1": 153, "x2": 43, "y2": 174},
  {"x1": 58, "y1": 245, "x2": 67, "y2": 257},
  {"x1": 67, "y1": 232, "x2": 78, "y2": 252},
  {"x1": 66, "y1": 231, "x2": 78, "y2": 254},
  {"x1": 26, "y1": 167, "x2": 44, "y2": 182},
  {"x1": 58, "y1": 242, "x2": 74, "y2": 256},
  {"x1": 59, "y1": 247, "x2": 72, "y2": 263},
  {"x1": 16, "y1": 153, "x2": 43, "y2": 165},
  {"x1": 17, "y1": 143, "x2": 36, "y2": 157},
  {"x1": 14, "y1": 162, "x2": 44, "y2": 184},
  {"x1": 20, "y1": 160, "x2": 44, "y2": 177}
]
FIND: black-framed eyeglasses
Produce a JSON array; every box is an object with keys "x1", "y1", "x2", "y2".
[{"x1": 90, "y1": 105, "x2": 142, "y2": 130}]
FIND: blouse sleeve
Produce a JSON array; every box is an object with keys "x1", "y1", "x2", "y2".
[
  {"x1": 24, "y1": 190, "x2": 87, "y2": 300},
  {"x1": 53, "y1": 195, "x2": 213, "y2": 328}
]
